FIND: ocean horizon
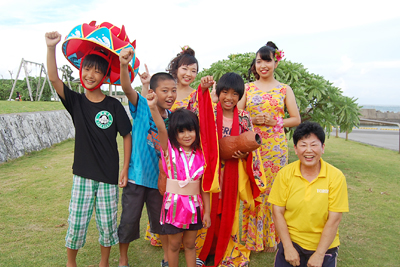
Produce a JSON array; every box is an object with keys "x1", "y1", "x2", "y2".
[{"x1": 360, "y1": 105, "x2": 400, "y2": 113}]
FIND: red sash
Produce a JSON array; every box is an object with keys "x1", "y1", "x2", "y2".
[
  {"x1": 196, "y1": 85, "x2": 219, "y2": 193},
  {"x1": 198, "y1": 102, "x2": 239, "y2": 266}
]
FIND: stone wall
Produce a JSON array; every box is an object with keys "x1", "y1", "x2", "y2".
[
  {"x1": 0, "y1": 110, "x2": 75, "y2": 163},
  {"x1": 0, "y1": 106, "x2": 397, "y2": 163},
  {"x1": 0, "y1": 106, "x2": 131, "y2": 164},
  {"x1": 360, "y1": 109, "x2": 400, "y2": 123}
]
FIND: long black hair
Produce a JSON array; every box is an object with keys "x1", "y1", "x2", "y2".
[{"x1": 248, "y1": 41, "x2": 279, "y2": 80}]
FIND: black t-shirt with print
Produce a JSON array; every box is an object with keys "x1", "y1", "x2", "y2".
[{"x1": 60, "y1": 84, "x2": 131, "y2": 184}]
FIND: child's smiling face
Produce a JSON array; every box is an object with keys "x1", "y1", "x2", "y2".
[
  {"x1": 81, "y1": 66, "x2": 106, "y2": 90},
  {"x1": 155, "y1": 79, "x2": 177, "y2": 110},
  {"x1": 218, "y1": 88, "x2": 240, "y2": 113},
  {"x1": 176, "y1": 128, "x2": 196, "y2": 152}
]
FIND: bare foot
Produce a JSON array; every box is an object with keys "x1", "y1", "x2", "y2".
[
  {"x1": 66, "y1": 262, "x2": 77, "y2": 267},
  {"x1": 118, "y1": 257, "x2": 129, "y2": 267}
]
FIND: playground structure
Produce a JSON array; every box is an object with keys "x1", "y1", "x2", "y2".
[
  {"x1": 7, "y1": 58, "x2": 128, "y2": 103},
  {"x1": 7, "y1": 58, "x2": 72, "y2": 101}
]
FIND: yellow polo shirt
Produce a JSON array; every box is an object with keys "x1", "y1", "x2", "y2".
[{"x1": 268, "y1": 159, "x2": 349, "y2": 251}]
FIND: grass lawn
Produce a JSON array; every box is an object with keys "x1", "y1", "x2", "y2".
[
  {"x1": 0, "y1": 100, "x2": 64, "y2": 114},
  {"x1": 0, "y1": 100, "x2": 127, "y2": 115},
  {"x1": 1, "y1": 136, "x2": 399, "y2": 266}
]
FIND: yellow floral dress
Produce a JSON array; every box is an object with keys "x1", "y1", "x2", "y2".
[
  {"x1": 171, "y1": 90, "x2": 197, "y2": 111},
  {"x1": 241, "y1": 82, "x2": 288, "y2": 251},
  {"x1": 145, "y1": 90, "x2": 198, "y2": 246}
]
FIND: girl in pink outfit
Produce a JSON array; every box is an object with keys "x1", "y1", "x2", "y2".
[{"x1": 147, "y1": 90, "x2": 211, "y2": 267}]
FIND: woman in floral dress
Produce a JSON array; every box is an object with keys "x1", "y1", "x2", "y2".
[
  {"x1": 237, "y1": 41, "x2": 301, "y2": 253},
  {"x1": 140, "y1": 46, "x2": 199, "y2": 111}
]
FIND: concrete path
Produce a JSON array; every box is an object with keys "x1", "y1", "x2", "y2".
[{"x1": 333, "y1": 128, "x2": 399, "y2": 152}]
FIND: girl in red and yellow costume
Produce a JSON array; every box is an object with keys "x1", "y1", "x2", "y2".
[{"x1": 196, "y1": 73, "x2": 266, "y2": 267}]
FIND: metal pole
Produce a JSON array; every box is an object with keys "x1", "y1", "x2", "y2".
[
  {"x1": 22, "y1": 60, "x2": 34, "y2": 101},
  {"x1": 35, "y1": 67, "x2": 42, "y2": 101},
  {"x1": 8, "y1": 58, "x2": 24, "y2": 100}
]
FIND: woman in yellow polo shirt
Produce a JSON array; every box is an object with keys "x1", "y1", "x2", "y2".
[{"x1": 268, "y1": 121, "x2": 349, "y2": 267}]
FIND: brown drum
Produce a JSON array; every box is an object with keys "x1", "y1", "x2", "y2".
[{"x1": 219, "y1": 131, "x2": 262, "y2": 160}]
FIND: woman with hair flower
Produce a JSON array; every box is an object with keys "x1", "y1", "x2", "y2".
[
  {"x1": 140, "y1": 45, "x2": 200, "y2": 111},
  {"x1": 238, "y1": 41, "x2": 301, "y2": 253}
]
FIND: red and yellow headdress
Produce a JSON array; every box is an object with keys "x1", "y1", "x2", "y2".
[{"x1": 62, "y1": 21, "x2": 140, "y2": 90}]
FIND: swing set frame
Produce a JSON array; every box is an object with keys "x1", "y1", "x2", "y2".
[{"x1": 8, "y1": 58, "x2": 72, "y2": 101}]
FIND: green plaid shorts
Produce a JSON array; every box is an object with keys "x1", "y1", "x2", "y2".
[{"x1": 65, "y1": 175, "x2": 119, "y2": 249}]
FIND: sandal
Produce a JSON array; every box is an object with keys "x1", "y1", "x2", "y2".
[
  {"x1": 196, "y1": 258, "x2": 205, "y2": 267},
  {"x1": 161, "y1": 259, "x2": 169, "y2": 267}
]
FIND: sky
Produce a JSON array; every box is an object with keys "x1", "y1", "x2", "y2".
[{"x1": 0, "y1": 0, "x2": 399, "y2": 106}]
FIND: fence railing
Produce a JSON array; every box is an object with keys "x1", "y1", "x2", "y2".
[{"x1": 335, "y1": 119, "x2": 400, "y2": 153}]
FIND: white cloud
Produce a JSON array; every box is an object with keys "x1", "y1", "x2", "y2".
[
  {"x1": 337, "y1": 56, "x2": 354, "y2": 74},
  {"x1": 332, "y1": 77, "x2": 347, "y2": 92},
  {"x1": 1, "y1": 0, "x2": 399, "y2": 104},
  {"x1": 360, "y1": 60, "x2": 400, "y2": 75}
]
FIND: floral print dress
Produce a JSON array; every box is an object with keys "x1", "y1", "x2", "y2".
[{"x1": 241, "y1": 82, "x2": 288, "y2": 251}]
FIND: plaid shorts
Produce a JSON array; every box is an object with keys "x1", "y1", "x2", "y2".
[{"x1": 65, "y1": 175, "x2": 119, "y2": 249}]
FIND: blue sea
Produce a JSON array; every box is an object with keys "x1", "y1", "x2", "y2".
[
  {"x1": 359, "y1": 105, "x2": 400, "y2": 129},
  {"x1": 361, "y1": 105, "x2": 400, "y2": 113}
]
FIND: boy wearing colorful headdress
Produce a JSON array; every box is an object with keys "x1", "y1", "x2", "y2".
[{"x1": 45, "y1": 21, "x2": 136, "y2": 267}]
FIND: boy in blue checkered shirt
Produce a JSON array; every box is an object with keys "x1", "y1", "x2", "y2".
[{"x1": 117, "y1": 48, "x2": 175, "y2": 267}]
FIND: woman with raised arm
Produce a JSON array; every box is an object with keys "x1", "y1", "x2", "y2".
[{"x1": 140, "y1": 46, "x2": 199, "y2": 112}]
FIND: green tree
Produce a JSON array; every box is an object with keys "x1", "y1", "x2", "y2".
[
  {"x1": 18, "y1": 76, "x2": 55, "y2": 101},
  {"x1": 60, "y1": 65, "x2": 75, "y2": 82},
  {"x1": 192, "y1": 52, "x2": 361, "y2": 136},
  {"x1": 0, "y1": 77, "x2": 13, "y2": 100},
  {"x1": 134, "y1": 85, "x2": 142, "y2": 94}
]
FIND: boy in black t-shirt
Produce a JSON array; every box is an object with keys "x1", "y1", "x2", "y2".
[{"x1": 45, "y1": 31, "x2": 132, "y2": 267}]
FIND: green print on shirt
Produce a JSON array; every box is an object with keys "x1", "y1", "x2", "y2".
[{"x1": 95, "y1": 111, "x2": 113, "y2": 129}]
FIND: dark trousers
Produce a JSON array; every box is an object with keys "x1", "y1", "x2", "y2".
[{"x1": 274, "y1": 241, "x2": 338, "y2": 267}]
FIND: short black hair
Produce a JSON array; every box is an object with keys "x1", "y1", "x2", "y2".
[
  {"x1": 168, "y1": 108, "x2": 200, "y2": 150},
  {"x1": 150, "y1": 72, "x2": 175, "y2": 91},
  {"x1": 249, "y1": 41, "x2": 279, "y2": 80},
  {"x1": 82, "y1": 54, "x2": 110, "y2": 77},
  {"x1": 216, "y1": 72, "x2": 245, "y2": 100},
  {"x1": 293, "y1": 121, "x2": 325, "y2": 146}
]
